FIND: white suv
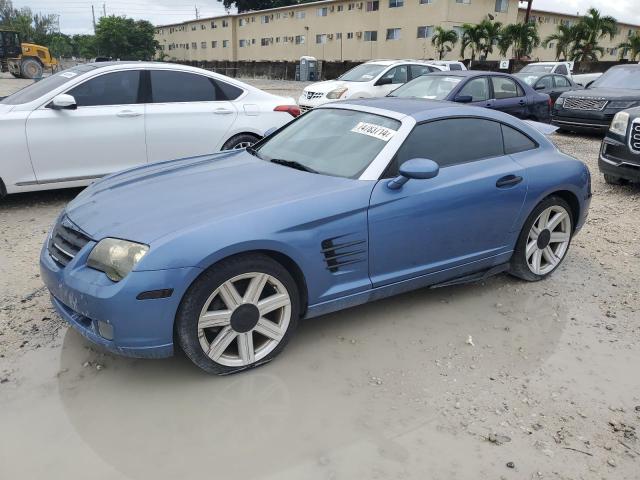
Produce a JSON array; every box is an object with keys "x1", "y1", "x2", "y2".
[{"x1": 298, "y1": 60, "x2": 444, "y2": 112}]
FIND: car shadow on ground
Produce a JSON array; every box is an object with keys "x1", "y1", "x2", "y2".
[{"x1": 0, "y1": 188, "x2": 83, "y2": 210}]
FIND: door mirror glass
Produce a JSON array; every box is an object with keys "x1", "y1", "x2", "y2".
[
  {"x1": 454, "y1": 94, "x2": 473, "y2": 103},
  {"x1": 388, "y1": 158, "x2": 439, "y2": 190},
  {"x1": 49, "y1": 94, "x2": 77, "y2": 110},
  {"x1": 534, "y1": 84, "x2": 546, "y2": 90},
  {"x1": 375, "y1": 76, "x2": 393, "y2": 86}
]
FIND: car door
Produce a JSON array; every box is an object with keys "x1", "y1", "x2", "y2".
[
  {"x1": 455, "y1": 76, "x2": 492, "y2": 108},
  {"x1": 25, "y1": 69, "x2": 146, "y2": 184},
  {"x1": 409, "y1": 64, "x2": 436, "y2": 80},
  {"x1": 489, "y1": 76, "x2": 528, "y2": 119},
  {"x1": 374, "y1": 65, "x2": 409, "y2": 96},
  {"x1": 368, "y1": 117, "x2": 528, "y2": 287},
  {"x1": 145, "y1": 69, "x2": 240, "y2": 163}
]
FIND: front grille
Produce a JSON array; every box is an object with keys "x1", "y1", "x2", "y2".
[
  {"x1": 48, "y1": 216, "x2": 91, "y2": 267},
  {"x1": 299, "y1": 105, "x2": 313, "y2": 114},
  {"x1": 321, "y1": 235, "x2": 366, "y2": 272},
  {"x1": 303, "y1": 91, "x2": 323, "y2": 100},
  {"x1": 631, "y1": 120, "x2": 640, "y2": 154},
  {"x1": 563, "y1": 97, "x2": 608, "y2": 111}
]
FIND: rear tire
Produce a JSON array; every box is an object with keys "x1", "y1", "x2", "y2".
[
  {"x1": 603, "y1": 174, "x2": 626, "y2": 185},
  {"x1": 221, "y1": 133, "x2": 260, "y2": 151},
  {"x1": 176, "y1": 254, "x2": 300, "y2": 375},
  {"x1": 20, "y1": 58, "x2": 43, "y2": 79},
  {"x1": 509, "y1": 196, "x2": 573, "y2": 282}
]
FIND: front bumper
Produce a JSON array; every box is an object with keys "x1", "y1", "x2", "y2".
[
  {"x1": 40, "y1": 241, "x2": 202, "y2": 358},
  {"x1": 599, "y1": 137, "x2": 640, "y2": 182},
  {"x1": 298, "y1": 94, "x2": 332, "y2": 113},
  {"x1": 551, "y1": 106, "x2": 619, "y2": 133}
]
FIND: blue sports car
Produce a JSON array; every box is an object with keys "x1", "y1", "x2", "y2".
[{"x1": 40, "y1": 99, "x2": 591, "y2": 374}]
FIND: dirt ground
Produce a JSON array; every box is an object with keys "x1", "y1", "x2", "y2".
[{"x1": 1, "y1": 73, "x2": 639, "y2": 480}]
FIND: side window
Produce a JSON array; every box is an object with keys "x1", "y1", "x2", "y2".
[
  {"x1": 409, "y1": 65, "x2": 433, "y2": 79},
  {"x1": 449, "y1": 64, "x2": 462, "y2": 71},
  {"x1": 553, "y1": 75, "x2": 570, "y2": 88},
  {"x1": 458, "y1": 77, "x2": 489, "y2": 101},
  {"x1": 67, "y1": 71, "x2": 140, "y2": 107},
  {"x1": 535, "y1": 76, "x2": 553, "y2": 89},
  {"x1": 380, "y1": 65, "x2": 408, "y2": 84},
  {"x1": 502, "y1": 124, "x2": 537, "y2": 154},
  {"x1": 394, "y1": 118, "x2": 504, "y2": 170},
  {"x1": 556, "y1": 64, "x2": 568, "y2": 75},
  {"x1": 491, "y1": 76, "x2": 523, "y2": 99},
  {"x1": 151, "y1": 70, "x2": 223, "y2": 102},
  {"x1": 213, "y1": 79, "x2": 244, "y2": 100}
]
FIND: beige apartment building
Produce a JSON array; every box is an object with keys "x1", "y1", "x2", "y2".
[{"x1": 155, "y1": 0, "x2": 639, "y2": 63}]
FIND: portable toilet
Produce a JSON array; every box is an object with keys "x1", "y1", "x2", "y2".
[{"x1": 299, "y1": 56, "x2": 317, "y2": 81}]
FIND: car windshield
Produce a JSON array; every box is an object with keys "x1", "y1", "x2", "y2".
[
  {"x1": 338, "y1": 63, "x2": 387, "y2": 82},
  {"x1": 590, "y1": 67, "x2": 640, "y2": 89},
  {"x1": 388, "y1": 75, "x2": 462, "y2": 99},
  {"x1": 0, "y1": 64, "x2": 97, "y2": 105},
  {"x1": 255, "y1": 108, "x2": 400, "y2": 178},
  {"x1": 515, "y1": 73, "x2": 540, "y2": 86},
  {"x1": 520, "y1": 65, "x2": 554, "y2": 73}
]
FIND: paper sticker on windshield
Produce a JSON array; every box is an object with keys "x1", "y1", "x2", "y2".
[
  {"x1": 351, "y1": 122, "x2": 396, "y2": 142},
  {"x1": 60, "y1": 72, "x2": 77, "y2": 78}
]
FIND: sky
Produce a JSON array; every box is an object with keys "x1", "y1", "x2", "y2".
[{"x1": 12, "y1": 0, "x2": 640, "y2": 35}]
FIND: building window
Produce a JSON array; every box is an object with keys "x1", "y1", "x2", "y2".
[
  {"x1": 336, "y1": 32, "x2": 343, "y2": 39},
  {"x1": 366, "y1": 1, "x2": 379, "y2": 11},
  {"x1": 337, "y1": 4, "x2": 344, "y2": 11},
  {"x1": 201, "y1": 41, "x2": 206, "y2": 48},
  {"x1": 316, "y1": 33, "x2": 327, "y2": 44},
  {"x1": 201, "y1": 24, "x2": 206, "y2": 30},
  {"x1": 295, "y1": 35, "x2": 305, "y2": 44},
  {"x1": 364, "y1": 30, "x2": 377, "y2": 41},
  {"x1": 417, "y1": 25, "x2": 433, "y2": 38},
  {"x1": 348, "y1": 3, "x2": 355, "y2": 10},
  {"x1": 223, "y1": 40, "x2": 229, "y2": 47},
  {"x1": 211, "y1": 21, "x2": 217, "y2": 28},
  {"x1": 191, "y1": 42, "x2": 197, "y2": 49},
  {"x1": 261, "y1": 15, "x2": 270, "y2": 23},
  {"x1": 261, "y1": 38, "x2": 271, "y2": 46},
  {"x1": 191, "y1": 25, "x2": 196, "y2": 31},
  {"x1": 452, "y1": 26, "x2": 464, "y2": 37},
  {"x1": 212, "y1": 41, "x2": 217, "y2": 48},
  {"x1": 419, "y1": 0, "x2": 433, "y2": 3},
  {"x1": 389, "y1": 0, "x2": 403, "y2": 6},
  {"x1": 239, "y1": 39, "x2": 248, "y2": 47},
  {"x1": 347, "y1": 32, "x2": 354, "y2": 39},
  {"x1": 456, "y1": 0, "x2": 471, "y2": 4},
  {"x1": 252, "y1": 38, "x2": 256, "y2": 44},
  {"x1": 317, "y1": 7, "x2": 328, "y2": 16},
  {"x1": 222, "y1": 20, "x2": 229, "y2": 27},
  {"x1": 295, "y1": 11, "x2": 305, "y2": 19},
  {"x1": 239, "y1": 18, "x2": 246, "y2": 26},
  {"x1": 494, "y1": 0, "x2": 507, "y2": 12},
  {"x1": 386, "y1": 28, "x2": 401, "y2": 40}
]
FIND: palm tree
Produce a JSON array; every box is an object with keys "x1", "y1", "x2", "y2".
[
  {"x1": 618, "y1": 31, "x2": 640, "y2": 61},
  {"x1": 499, "y1": 22, "x2": 540, "y2": 60},
  {"x1": 571, "y1": 8, "x2": 617, "y2": 62},
  {"x1": 460, "y1": 23, "x2": 484, "y2": 62},
  {"x1": 543, "y1": 24, "x2": 577, "y2": 60},
  {"x1": 431, "y1": 26, "x2": 458, "y2": 60},
  {"x1": 478, "y1": 19, "x2": 503, "y2": 60}
]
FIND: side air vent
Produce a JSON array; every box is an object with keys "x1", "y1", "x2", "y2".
[{"x1": 321, "y1": 236, "x2": 366, "y2": 272}]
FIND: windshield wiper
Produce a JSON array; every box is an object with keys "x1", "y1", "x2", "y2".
[
  {"x1": 246, "y1": 146, "x2": 263, "y2": 160},
  {"x1": 270, "y1": 158, "x2": 318, "y2": 174}
]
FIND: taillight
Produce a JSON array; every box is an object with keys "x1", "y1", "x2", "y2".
[
  {"x1": 274, "y1": 105, "x2": 301, "y2": 117},
  {"x1": 548, "y1": 97, "x2": 553, "y2": 109}
]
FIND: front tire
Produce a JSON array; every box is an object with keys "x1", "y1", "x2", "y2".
[
  {"x1": 176, "y1": 254, "x2": 300, "y2": 375},
  {"x1": 603, "y1": 174, "x2": 626, "y2": 185},
  {"x1": 221, "y1": 133, "x2": 260, "y2": 151},
  {"x1": 20, "y1": 58, "x2": 43, "y2": 79},
  {"x1": 509, "y1": 196, "x2": 573, "y2": 282}
]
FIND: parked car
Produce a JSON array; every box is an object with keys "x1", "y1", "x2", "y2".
[
  {"x1": 297, "y1": 59, "x2": 444, "y2": 112},
  {"x1": 0, "y1": 62, "x2": 299, "y2": 197},
  {"x1": 388, "y1": 71, "x2": 551, "y2": 122},
  {"x1": 598, "y1": 107, "x2": 640, "y2": 184},
  {"x1": 425, "y1": 60, "x2": 467, "y2": 71},
  {"x1": 41, "y1": 100, "x2": 590, "y2": 374},
  {"x1": 551, "y1": 64, "x2": 640, "y2": 134},
  {"x1": 518, "y1": 61, "x2": 600, "y2": 86},
  {"x1": 514, "y1": 72, "x2": 580, "y2": 105}
]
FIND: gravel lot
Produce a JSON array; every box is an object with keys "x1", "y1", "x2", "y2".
[{"x1": 1, "y1": 73, "x2": 639, "y2": 479}]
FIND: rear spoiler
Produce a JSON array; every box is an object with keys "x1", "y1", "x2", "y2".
[{"x1": 524, "y1": 120, "x2": 559, "y2": 136}]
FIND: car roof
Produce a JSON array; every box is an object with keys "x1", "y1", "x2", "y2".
[{"x1": 427, "y1": 70, "x2": 510, "y2": 78}]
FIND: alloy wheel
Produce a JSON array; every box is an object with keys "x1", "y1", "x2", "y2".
[
  {"x1": 197, "y1": 272, "x2": 291, "y2": 367},
  {"x1": 525, "y1": 205, "x2": 571, "y2": 276},
  {"x1": 233, "y1": 141, "x2": 254, "y2": 149}
]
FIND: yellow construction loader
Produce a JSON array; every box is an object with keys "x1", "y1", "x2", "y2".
[{"x1": 0, "y1": 29, "x2": 58, "y2": 79}]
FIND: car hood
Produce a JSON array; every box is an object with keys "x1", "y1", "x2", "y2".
[
  {"x1": 65, "y1": 151, "x2": 368, "y2": 245},
  {"x1": 303, "y1": 80, "x2": 349, "y2": 94},
  {"x1": 562, "y1": 88, "x2": 640, "y2": 100},
  {"x1": 0, "y1": 104, "x2": 14, "y2": 114}
]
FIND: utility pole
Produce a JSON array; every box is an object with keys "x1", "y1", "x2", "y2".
[
  {"x1": 91, "y1": 5, "x2": 96, "y2": 32},
  {"x1": 522, "y1": 0, "x2": 533, "y2": 23},
  {"x1": 195, "y1": 5, "x2": 199, "y2": 19},
  {"x1": 103, "y1": 3, "x2": 106, "y2": 17}
]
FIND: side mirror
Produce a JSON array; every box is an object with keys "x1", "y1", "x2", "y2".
[
  {"x1": 49, "y1": 94, "x2": 77, "y2": 110},
  {"x1": 534, "y1": 84, "x2": 546, "y2": 90},
  {"x1": 376, "y1": 76, "x2": 393, "y2": 86},
  {"x1": 454, "y1": 94, "x2": 473, "y2": 103},
  {"x1": 387, "y1": 158, "x2": 439, "y2": 190}
]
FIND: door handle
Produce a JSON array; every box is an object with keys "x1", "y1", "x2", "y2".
[
  {"x1": 518, "y1": 99, "x2": 526, "y2": 105},
  {"x1": 213, "y1": 108, "x2": 234, "y2": 115},
  {"x1": 117, "y1": 110, "x2": 142, "y2": 118},
  {"x1": 496, "y1": 174, "x2": 523, "y2": 188}
]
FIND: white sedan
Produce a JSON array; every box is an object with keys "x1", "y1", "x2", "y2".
[{"x1": 0, "y1": 62, "x2": 299, "y2": 196}]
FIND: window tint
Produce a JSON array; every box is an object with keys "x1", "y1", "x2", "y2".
[
  {"x1": 501, "y1": 124, "x2": 537, "y2": 154},
  {"x1": 458, "y1": 77, "x2": 489, "y2": 101},
  {"x1": 394, "y1": 118, "x2": 504, "y2": 169},
  {"x1": 553, "y1": 75, "x2": 570, "y2": 88},
  {"x1": 491, "y1": 76, "x2": 523, "y2": 99},
  {"x1": 535, "y1": 76, "x2": 553, "y2": 89},
  {"x1": 380, "y1": 65, "x2": 408, "y2": 84},
  {"x1": 556, "y1": 64, "x2": 568, "y2": 75},
  {"x1": 67, "y1": 71, "x2": 140, "y2": 107},
  {"x1": 449, "y1": 64, "x2": 463, "y2": 71},
  {"x1": 409, "y1": 64, "x2": 434, "y2": 79},
  {"x1": 150, "y1": 70, "x2": 242, "y2": 102}
]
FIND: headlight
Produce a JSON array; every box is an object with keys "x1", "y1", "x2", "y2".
[
  {"x1": 608, "y1": 100, "x2": 638, "y2": 109},
  {"x1": 326, "y1": 87, "x2": 348, "y2": 99},
  {"x1": 555, "y1": 97, "x2": 565, "y2": 107},
  {"x1": 609, "y1": 111, "x2": 630, "y2": 137},
  {"x1": 87, "y1": 238, "x2": 149, "y2": 282}
]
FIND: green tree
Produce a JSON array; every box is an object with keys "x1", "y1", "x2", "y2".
[
  {"x1": 94, "y1": 15, "x2": 158, "y2": 60},
  {"x1": 570, "y1": 8, "x2": 617, "y2": 62},
  {"x1": 618, "y1": 31, "x2": 640, "y2": 61},
  {"x1": 500, "y1": 22, "x2": 540, "y2": 60},
  {"x1": 47, "y1": 32, "x2": 73, "y2": 58},
  {"x1": 0, "y1": 1, "x2": 57, "y2": 44},
  {"x1": 478, "y1": 19, "x2": 503, "y2": 60},
  {"x1": 543, "y1": 24, "x2": 577, "y2": 60},
  {"x1": 222, "y1": 0, "x2": 299, "y2": 13},
  {"x1": 431, "y1": 26, "x2": 458, "y2": 60},
  {"x1": 71, "y1": 34, "x2": 97, "y2": 59},
  {"x1": 460, "y1": 23, "x2": 485, "y2": 62}
]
